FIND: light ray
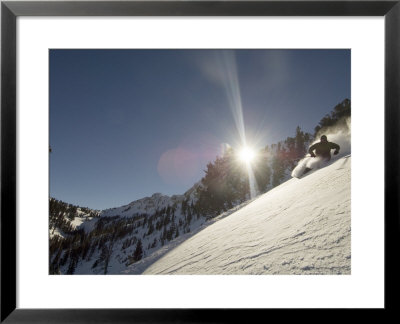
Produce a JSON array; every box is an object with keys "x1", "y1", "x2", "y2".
[{"x1": 218, "y1": 51, "x2": 258, "y2": 198}]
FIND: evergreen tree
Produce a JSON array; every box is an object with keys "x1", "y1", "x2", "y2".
[
  {"x1": 66, "y1": 253, "x2": 77, "y2": 274},
  {"x1": 314, "y1": 99, "x2": 351, "y2": 136},
  {"x1": 295, "y1": 126, "x2": 306, "y2": 158},
  {"x1": 147, "y1": 222, "x2": 155, "y2": 236},
  {"x1": 271, "y1": 143, "x2": 286, "y2": 187},
  {"x1": 132, "y1": 239, "x2": 143, "y2": 262},
  {"x1": 196, "y1": 149, "x2": 247, "y2": 217},
  {"x1": 253, "y1": 148, "x2": 271, "y2": 192}
]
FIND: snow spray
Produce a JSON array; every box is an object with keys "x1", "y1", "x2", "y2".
[{"x1": 291, "y1": 117, "x2": 351, "y2": 178}]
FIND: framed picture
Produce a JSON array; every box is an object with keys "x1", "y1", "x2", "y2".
[{"x1": 1, "y1": 0, "x2": 398, "y2": 321}]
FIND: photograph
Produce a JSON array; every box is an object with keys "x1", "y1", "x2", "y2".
[
  {"x1": 2, "y1": 0, "x2": 397, "y2": 320},
  {"x1": 49, "y1": 49, "x2": 351, "y2": 275}
]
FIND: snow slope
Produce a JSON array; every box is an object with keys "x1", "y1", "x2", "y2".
[{"x1": 143, "y1": 155, "x2": 351, "y2": 275}]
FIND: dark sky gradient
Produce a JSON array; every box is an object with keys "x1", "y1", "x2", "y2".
[{"x1": 50, "y1": 49, "x2": 350, "y2": 210}]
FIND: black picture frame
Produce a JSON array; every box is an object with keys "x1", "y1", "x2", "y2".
[{"x1": 1, "y1": 0, "x2": 399, "y2": 322}]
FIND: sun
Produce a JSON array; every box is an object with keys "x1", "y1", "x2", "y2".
[{"x1": 238, "y1": 146, "x2": 256, "y2": 163}]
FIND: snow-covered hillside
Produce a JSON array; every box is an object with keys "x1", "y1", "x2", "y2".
[
  {"x1": 141, "y1": 155, "x2": 351, "y2": 275},
  {"x1": 49, "y1": 179, "x2": 214, "y2": 274},
  {"x1": 49, "y1": 199, "x2": 99, "y2": 239}
]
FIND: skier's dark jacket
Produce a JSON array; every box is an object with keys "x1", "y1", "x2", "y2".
[{"x1": 308, "y1": 141, "x2": 340, "y2": 160}]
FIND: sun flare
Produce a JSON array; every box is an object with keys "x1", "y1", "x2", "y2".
[{"x1": 239, "y1": 146, "x2": 256, "y2": 163}]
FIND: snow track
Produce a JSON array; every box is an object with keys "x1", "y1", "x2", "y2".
[{"x1": 143, "y1": 155, "x2": 351, "y2": 275}]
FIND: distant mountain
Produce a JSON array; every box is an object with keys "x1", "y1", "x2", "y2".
[{"x1": 100, "y1": 187, "x2": 198, "y2": 218}]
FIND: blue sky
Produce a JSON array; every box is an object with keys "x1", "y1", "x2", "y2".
[{"x1": 50, "y1": 49, "x2": 350, "y2": 210}]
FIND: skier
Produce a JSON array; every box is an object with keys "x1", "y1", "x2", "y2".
[
  {"x1": 308, "y1": 135, "x2": 340, "y2": 161},
  {"x1": 302, "y1": 135, "x2": 340, "y2": 175}
]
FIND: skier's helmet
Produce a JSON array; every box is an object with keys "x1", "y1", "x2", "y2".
[{"x1": 320, "y1": 135, "x2": 328, "y2": 142}]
